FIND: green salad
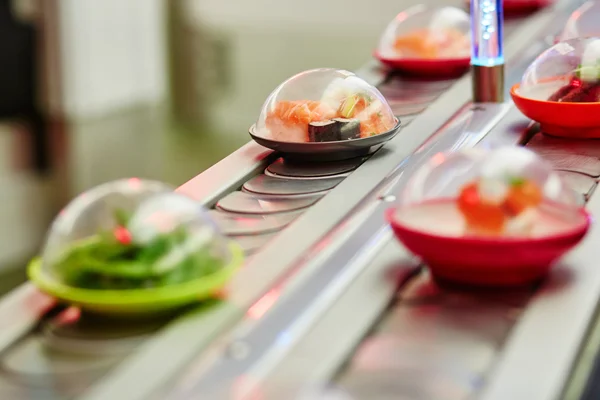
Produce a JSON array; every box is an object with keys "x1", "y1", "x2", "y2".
[{"x1": 52, "y1": 209, "x2": 225, "y2": 290}]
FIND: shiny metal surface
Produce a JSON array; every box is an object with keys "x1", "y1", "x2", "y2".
[
  {"x1": 527, "y1": 134, "x2": 600, "y2": 159},
  {"x1": 160, "y1": 9, "x2": 594, "y2": 393},
  {"x1": 0, "y1": 24, "x2": 460, "y2": 400},
  {"x1": 526, "y1": 134, "x2": 600, "y2": 177},
  {"x1": 536, "y1": 153, "x2": 600, "y2": 177},
  {"x1": 254, "y1": 239, "x2": 418, "y2": 400},
  {"x1": 231, "y1": 126, "x2": 598, "y2": 400},
  {"x1": 376, "y1": 91, "x2": 439, "y2": 105},
  {"x1": 2, "y1": 337, "x2": 118, "y2": 376},
  {"x1": 0, "y1": 3, "x2": 575, "y2": 400},
  {"x1": 336, "y1": 272, "x2": 530, "y2": 400},
  {"x1": 481, "y1": 187, "x2": 600, "y2": 400},
  {"x1": 472, "y1": 65, "x2": 505, "y2": 103},
  {"x1": 0, "y1": 283, "x2": 55, "y2": 354},
  {"x1": 381, "y1": 77, "x2": 456, "y2": 92},
  {"x1": 42, "y1": 309, "x2": 169, "y2": 356},
  {"x1": 230, "y1": 233, "x2": 278, "y2": 254},
  {"x1": 266, "y1": 157, "x2": 364, "y2": 178},
  {"x1": 164, "y1": 101, "x2": 514, "y2": 400},
  {"x1": 177, "y1": 141, "x2": 276, "y2": 206},
  {"x1": 389, "y1": 104, "x2": 428, "y2": 117},
  {"x1": 217, "y1": 191, "x2": 322, "y2": 214},
  {"x1": 243, "y1": 175, "x2": 343, "y2": 196},
  {"x1": 209, "y1": 209, "x2": 302, "y2": 235},
  {"x1": 557, "y1": 170, "x2": 597, "y2": 200}
]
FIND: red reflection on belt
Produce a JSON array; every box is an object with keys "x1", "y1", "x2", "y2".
[{"x1": 247, "y1": 289, "x2": 280, "y2": 320}]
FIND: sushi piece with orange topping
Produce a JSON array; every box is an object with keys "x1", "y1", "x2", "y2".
[
  {"x1": 457, "y1": 176, "x2": 543, "y2": 236},
  {"x1": 264, "y1": 93, "x2": 396, "y2": 143},
  {"x1": 265, "y1": 100, "x2": 336, "y2": 142},
  {"x1": 337, "y1": 93, "x2": 397, "y2": 138},
  {"x1": 393, "y1": 28, "x2": 470, "y2": 59},
  {"x1": 393, "y1": 30, "x2": 439, "y2": 59}
]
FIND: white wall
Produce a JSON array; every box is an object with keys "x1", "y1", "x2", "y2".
[{"x1": 40, "y1": 0, "x2": 167, "y2": 119}]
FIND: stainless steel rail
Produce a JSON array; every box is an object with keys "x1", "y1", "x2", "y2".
[
  {"x1": 0, "y1": 2, "x2": 584, "y2": 400},
  {"x1": 156, "y1": 0, "x2": 595, "y2": 398}
]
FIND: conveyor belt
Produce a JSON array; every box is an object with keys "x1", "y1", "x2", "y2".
[
  {"x1": 0, "y1": 2, "x2": 586, "y2": 400},
  {"x1": 205, "y1": 18, "x2": 528, "y2": 263},
  {"x1": 146, "y1": 2, "x2": 598, "y2": 399},
  {"x1": 207, "y1": 74, "x2": 462, "y2": 260},
  {"x1": 332, "y1": 129, "x2": 600, "y2": 400}
]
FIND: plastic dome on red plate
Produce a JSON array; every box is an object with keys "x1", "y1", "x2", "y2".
[
  {"x1": 518, "y1": 37, "x2": 600, "y2": 103},
  {"x1": 560, "y1": 1, "x2": 600, "y2": 42},
  {"x1": 386, "y1": 147, "x2": 590, "y2": 286},
  {"x1": 377, "y1": 5, "x2": 470, "y2": 60},
  {"x1": 511, "y1": 37, "x2": 600, "y2": 137}
]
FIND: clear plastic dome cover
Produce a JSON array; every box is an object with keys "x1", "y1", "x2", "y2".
[
  {"x1": 377, "y1": 5, "x2": 470, "y2": 59},
  {"x1": 253, "y1": 68, "x2": 397, "y2": 143},
  {"x1": 397, "y1": 147, "x2": 580, "y2": 237},
  {"x1": 560, "y1": 1, "x2": 600, "y2": 42},
  {"x1": 41, "y1": 178, "x2": 231, "y2": 290},
  {"x1": 519, "y1": 37, "x2": 600, "y2": 103}
]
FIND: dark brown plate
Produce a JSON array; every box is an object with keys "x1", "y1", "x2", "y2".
[{"x1": 249, "y1": 119, "x2": 402, "y2": 162}]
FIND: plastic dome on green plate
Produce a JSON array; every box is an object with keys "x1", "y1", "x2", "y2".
[{"x1": 28, "y1": 178, "x2": 244, "y2": 316}]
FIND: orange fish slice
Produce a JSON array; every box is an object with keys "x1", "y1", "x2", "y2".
[
  {"x1": 270, "y1": 100, "x2": 334, "y2": 125},
  {"x1": 393, "y1": 30, "x2": 439, "y2": 58},
  {"x1": 503, "y1": 180, "x2": 543, "y2": 216},
  {"x1": 458, "y1": 182, "x2": 506, "y2": 234}
]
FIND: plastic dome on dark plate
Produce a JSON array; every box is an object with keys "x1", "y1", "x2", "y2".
[
  {"x1": 511, "y1": 37, "x2": 600, "y2": 138},
  {"x1": 28, "y1": 178, "x2": 243, "y2": 315},
  {"x1": 249, "y1": 68, "x2": 400, "y2": 161},
  {"x1": 374, "y1": 5, "x2": 471, "y2": 76},
  {"x1": 386, "y1": 147, "x2": 590, "y2": 287}
]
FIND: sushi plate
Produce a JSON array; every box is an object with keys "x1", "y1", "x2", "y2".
[
  {"x1": 386, "y1": 200, "x2": 590, "y2": 287},
  {"x1": 374, "y1": 52, "x2": 470, "y2": 78},
  {"x1": 249, "y1": 120, "x2": 402, "y2": 162},
  {"x1": 504, "y1": 0, "x2": 552, "y2": 15},
  {"x1": 463, "y1": 0, "x2": 551, "y2": 16},
  {"x1": 511, "y1": 83, "x2": 600, "y2": 138},
  {"x1": 27, "y1": 242, "x2": 245, "y2": 317}
]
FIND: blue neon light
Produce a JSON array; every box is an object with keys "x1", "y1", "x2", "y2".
[{"x1": 471, "y1": 0, "x2": 504, "y2": 66}]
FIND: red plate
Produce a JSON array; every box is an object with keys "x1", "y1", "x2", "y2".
[
  {"x1": 511, "y1": 83, "x2": 600, "y2": 138},
  {"x1": 463, "y1": 0, "x2": 551, "y2": 16},
  {"x1": 504, "y1": 0, "x2": 551, "y2": 14},
  {"x1": 386, "y1": 200, "x2": 590, "y2": 287},
  {"x1": 374, "y1": 51, "x2": 470, "y2": 78}
]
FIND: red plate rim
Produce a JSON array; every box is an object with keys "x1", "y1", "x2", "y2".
[
  {"x1": 374, "y1": 50, "x2": 470, "y2": 66},
  {"x1": 510, "y1": 82, "x2": 600, "y2": 107},
  {"x1": 464, "y1": 0, "x2": 550, "y2": 8},
  {"x1": 385, "y1": 202, "x2": 591, "y2": 245}
]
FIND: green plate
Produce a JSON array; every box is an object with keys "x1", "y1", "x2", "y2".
[{"x1": 27, "y1": 242, "x2": 244, "y2": 316}]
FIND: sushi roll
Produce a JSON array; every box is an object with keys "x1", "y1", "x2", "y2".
[
  {"x1": 333, "y1": 118, "x2": 361, "y2": 140},
  {"x1": 307, "y1": 118, "x2": 362, "y2": 142},
  {"x1": 308, "y1": 120, "x2": 340, "y2": 142}
]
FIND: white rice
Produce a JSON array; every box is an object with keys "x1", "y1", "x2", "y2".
[{"x1": 266, "y1": 118, "x2": 308, "y2": 143}]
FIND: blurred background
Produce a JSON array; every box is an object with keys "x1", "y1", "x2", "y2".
[{"x1": 0, "y1": 0, "x2": 454, "y2": 291}]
